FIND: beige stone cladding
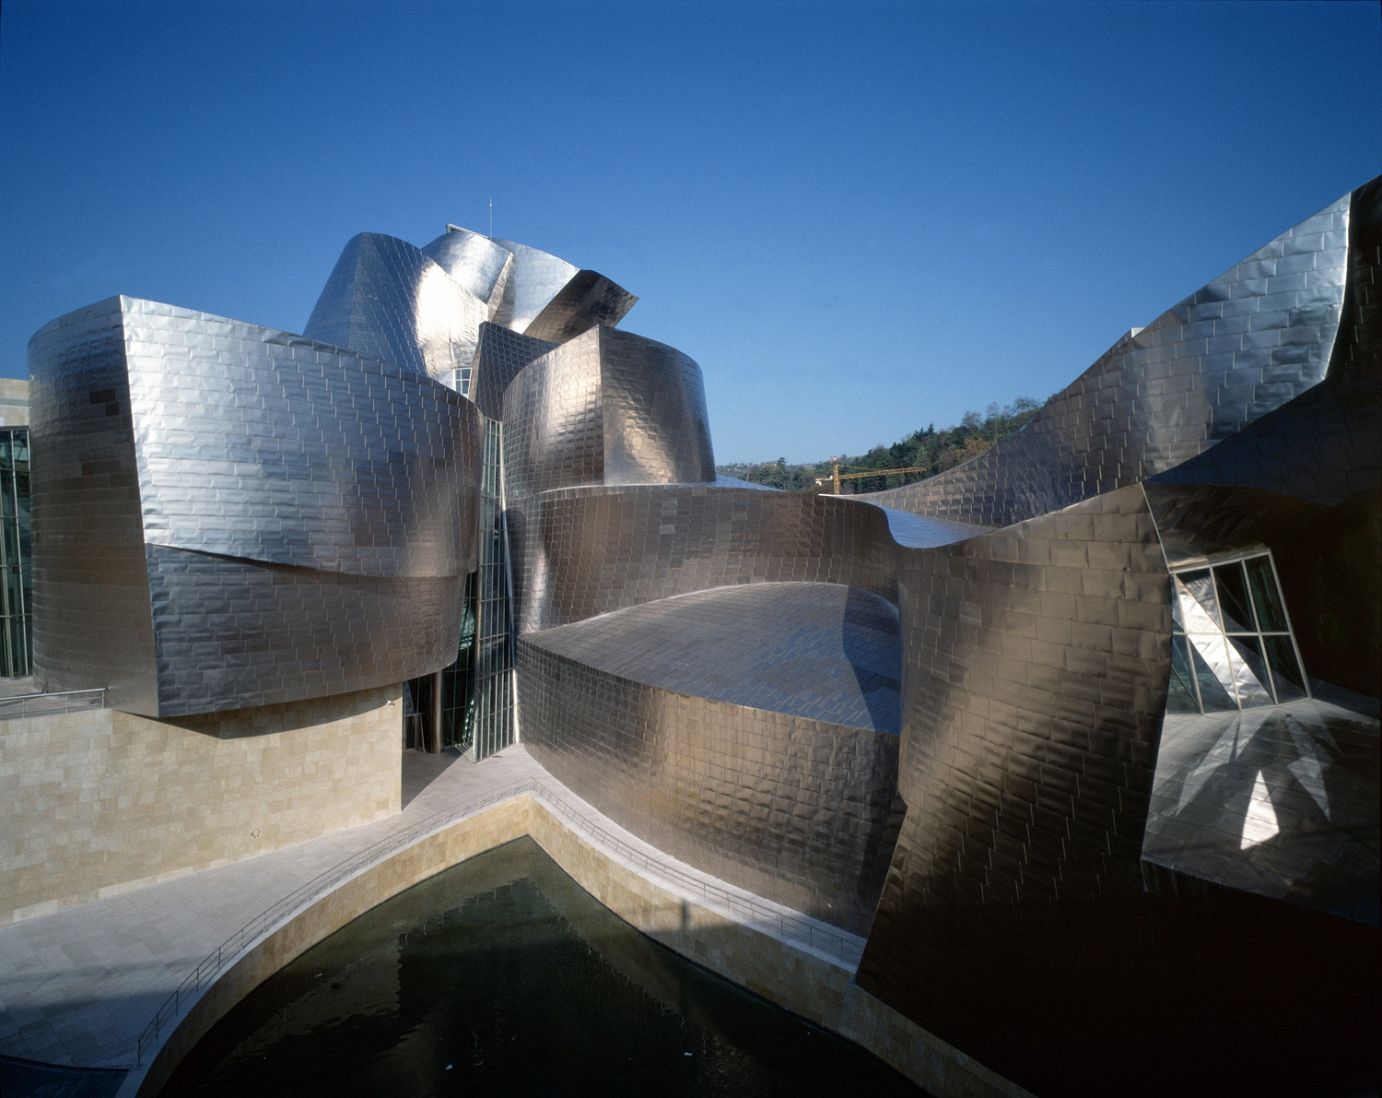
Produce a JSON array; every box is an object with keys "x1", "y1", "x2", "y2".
[
  {"x1": 0, "y1": 685, "x2": 401, "y2": 926},
  {"x1": 0, "y1": 377, "x2": 28, "y2": 427}
]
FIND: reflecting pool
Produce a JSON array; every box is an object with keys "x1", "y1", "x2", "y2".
[{"x1": 168, "y1": 837, "x2": 925, "y2": 1096}]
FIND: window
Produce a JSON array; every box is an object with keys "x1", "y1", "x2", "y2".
[
  {"x1": 0, "y1": 427, "x2": 31, "y2": 679},
  {"x1": 1167, "y1": 551, "x2": 1308, "y2": 714}
]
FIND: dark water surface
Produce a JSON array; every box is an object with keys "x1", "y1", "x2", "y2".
[{"x1": 167, "y1": 837, "x2": 925, "y2": 1097}]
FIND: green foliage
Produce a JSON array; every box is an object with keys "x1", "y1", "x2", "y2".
[{"x1": 716, "y1": 396, "x2": 1047, "y2": 493}]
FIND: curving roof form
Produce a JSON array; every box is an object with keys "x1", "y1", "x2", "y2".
[
  {"x1": 304, "y1": 232, "x2": 486, "y2": 388},
  {"x1": 309, "y1": 226, "x2": 637, "y2": 402},
  {"x1": 862, "y1": 191, "x2": 1353, "y2": 527},
  {"x1": 526, "y1": 582, "x2": 902, "y2": 734},
  {"x1": 419, "y1": 225, "x2": 513, "y2": 308},
  {"x1": 501, "y1": 326, "x2": 716, "y2": 500},
  {"x1": 506, "y1": 484, "x2": 902, "y2": 634}
]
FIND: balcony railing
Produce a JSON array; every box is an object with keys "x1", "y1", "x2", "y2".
[{"x1": 0, "y1": 687, "x2": 106, "y2": 721}]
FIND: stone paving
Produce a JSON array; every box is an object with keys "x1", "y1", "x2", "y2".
[
  {"x1": 0, "y1": 742, "x2": 860, "y2": 1080},
  {"x1": 0, "y1": 745, "x2": 545, "y2": 1071}
]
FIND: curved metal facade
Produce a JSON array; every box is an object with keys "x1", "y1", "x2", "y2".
[
  {"x1": 490, "y1": 179, "x2": 1379, "y2": 1095},
  {"x1": 30, "y1": 297, "x2": 483, "y2": 717},
  {"x1": 500, "y1": 326, "x2": 715, "y2": 499},
  {"x1": 23, "y1": 181, "x2": 1380, "y2": 1094},
  {"x1": 863, "y1": 194, "x2": 1351, "y2": 527},
  {"x1": 506, "y1": 485, "x2": 901, "y2": 634},
  {"x1": 517, "y1": 581, "x2": 903, "y2": 932},
  {"x1": 305, "y1": 232, "x2": 487, "y2": 388}
]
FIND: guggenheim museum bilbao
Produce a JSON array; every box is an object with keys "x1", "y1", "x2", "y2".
[{"x1": 5, "y1": 175, "x2": 1379, "y2": 1093}]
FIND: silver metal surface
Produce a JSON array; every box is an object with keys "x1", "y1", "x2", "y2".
[
  {"x1": 506, "y1": 485, "x2": 902, "y2": 635},
  {"x1": 500, "y1": 326, "x2": 715, "y2": 500},
  {"x1": 469, "y1": 322, "x2": 555, "y2": 420},
  {"x1": 1142, "y1": 692, "x2": 1378, "y2": 922},
  {"x1": 487, "y1": 238, "x2": 581, "y2": 334},
  {"x1": 517, "y1": 621, "x2": 901, "y2": 933},
  {"x1": 29, "y1": 297, "x2": 482, "y2": 716},
  {"x1": 420, "y1": 226, "x2": 513, "y2": 310},
  {"x1": 526, "y1": 582, "x2": 901, "y2": 732},
  {"x1": 19, "y1": 177, "x2": 1380, "y2": 1095},
  {"x1": 305, "y1": 232, "x2": 488, "y2": 391},
  {"x1": 523, "y1": 269, "x2": 638, "y2": 343},
  {"x1": 863, "y1": 193, "x2": 1353, "y2": 527}
]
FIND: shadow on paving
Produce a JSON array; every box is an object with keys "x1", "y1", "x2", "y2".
[{"x1": 0, "y1": 1056, "x2": 125, "y2": 1098}]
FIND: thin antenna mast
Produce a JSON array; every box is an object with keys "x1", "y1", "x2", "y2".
[{"x1": 488, "y1": 197, "x2": 493, "y2": 237}]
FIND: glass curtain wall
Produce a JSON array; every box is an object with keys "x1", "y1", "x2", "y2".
[
  {"x1": 0, "y1": 428, "x2": 32, "y2": 678},
  {"x1": 469, "y1": 420, "x2": 517, "y2": 760},
  {"x1": 1167, "y1": 550, "x2": 1309, "y2": 714},
  {"x1": 400, "y1": 423, "x2": 516, "y2": 758}
]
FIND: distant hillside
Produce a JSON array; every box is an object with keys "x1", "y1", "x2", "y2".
[{"x1": 717, "y1": 397, "x2": 1046, "y2": 492}]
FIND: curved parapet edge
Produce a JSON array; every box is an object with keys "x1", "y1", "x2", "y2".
[
  {"x1": 517, "y1": 637, "x2": 902, "y2": 934},
  {"x1": 861, "y1": 189, "x2": 1354, "y2": 527},
  {"x1": 507, "y1": 484, "x2": 903, "y2": 634}
]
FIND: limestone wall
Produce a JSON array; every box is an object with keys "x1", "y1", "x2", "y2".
[{"x1": 0, "y1": 686, "x2": 401, "y2": 925}]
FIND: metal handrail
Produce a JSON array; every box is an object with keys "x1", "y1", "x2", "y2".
[
  {"x1": 0, "y1": 687, "x2": 106, "y2": 720},
  {"x1": 133, "y1": 776, "x2": 861, "y2": 1066}
]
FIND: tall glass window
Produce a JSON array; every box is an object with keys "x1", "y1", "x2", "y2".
[
  {"x1": 1166, "y1": 550, "x2": 1308, "y2": 714},
  {"x1": 469, "y1": 421, "x2": 517, "y2": 760},
  {"x1": 0, "y1": 427, "x2": 32, "y2": 678},
  {"x1": 400, "y1": 424, "x2": 516, "y2": 758}
]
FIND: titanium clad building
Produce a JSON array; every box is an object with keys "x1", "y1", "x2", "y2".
[{"x1": 12, "y1": 178, "x2": 1381, "y2": 1094}]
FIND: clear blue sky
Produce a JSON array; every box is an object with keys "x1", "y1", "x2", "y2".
[{"x1": 2, "y1": 0, "x2": 1378, "y2": 463}]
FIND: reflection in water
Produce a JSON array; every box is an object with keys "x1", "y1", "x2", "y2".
[{"x1": 169, "y1": 838, "x2": 925, "y2": 1097}]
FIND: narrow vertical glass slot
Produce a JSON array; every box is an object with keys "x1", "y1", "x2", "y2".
[
  {"x1": 1166, "y1": 634, "x2": 1199, "y2": 713},
  {"x1": 1226, "y1": 636, "x2": 1274, "y2": 707},
  {"x1": 1245, "y1": 556, "x2": 1288, "y2": 632},
  {"x1": 470, "y1": 420, "x2": 516, "y2": 761},
  {"x1": 0, "y1": 427, "x2": 31, "y2": 679},
  {"x1": 1264, "y1": 634, "x2": 1308, "y2": 702},
  {"x1": 1213, "y1": 562, "x2": 1255, "y2": 633}
]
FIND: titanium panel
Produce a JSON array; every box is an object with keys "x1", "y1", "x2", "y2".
[
  {"x1": 469, "y1": 322, "x2": 555, "y2": 420},
  {"x1": 488, "y1": 238, "x2": 580, "y2": 333},
  {"x1": 1143, "y1": 695, "x2": 1379, "y2": 922},
  {"x1": 500, "y1": 326, "x2": 715, "y2": 501},
  {"x1": 518, "y1": 633, "x2": 902, "y2": 933},
  {"x1": 1146, "y1": 178, "x2": 1382, "y2": 697},
  {"x1": 506, "y1": 484, "x2": 901, "y2": 634},
  {"x1": 524, "y1": 269, "x2": 638, "y2": 343},
  {"x1": 28, "y1": 298, "x2": 158, "y2": 713},
  {"x1": 144, "y1": 545, "x2": 462, "y2": 715},
  {"x1": 420, "y1": 226, "x2": 514, "y2": 309},
  {"x1": 527, "y1": 582, "x2": 901, "y2": 733},
  {"x1": 122, "y1": 299, "x2": 482, "y2": 579},
  {"x1": 29, "y1": 297, "x2": 482, "y2": 717},
  {"x1": 598, "y1": 327, "x2": 715, "y2": 486},
  {"x1": 304, "y1": 232, "x2": 488, "y2": 390},
  {"x1": 863, "y1": 193, "x2": 1352, "y2": 526},
  {"x1": 856, "y1": 486, "x2": 1177, "y2": 1088}
]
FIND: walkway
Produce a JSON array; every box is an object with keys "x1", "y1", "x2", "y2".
[{"x1": 0, "y1": 744, "x2": 859, "y2": 1079}]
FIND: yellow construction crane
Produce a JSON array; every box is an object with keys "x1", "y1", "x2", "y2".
[{"x1": 815, "y1": 458, "x2": 932, "y2": 494}]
